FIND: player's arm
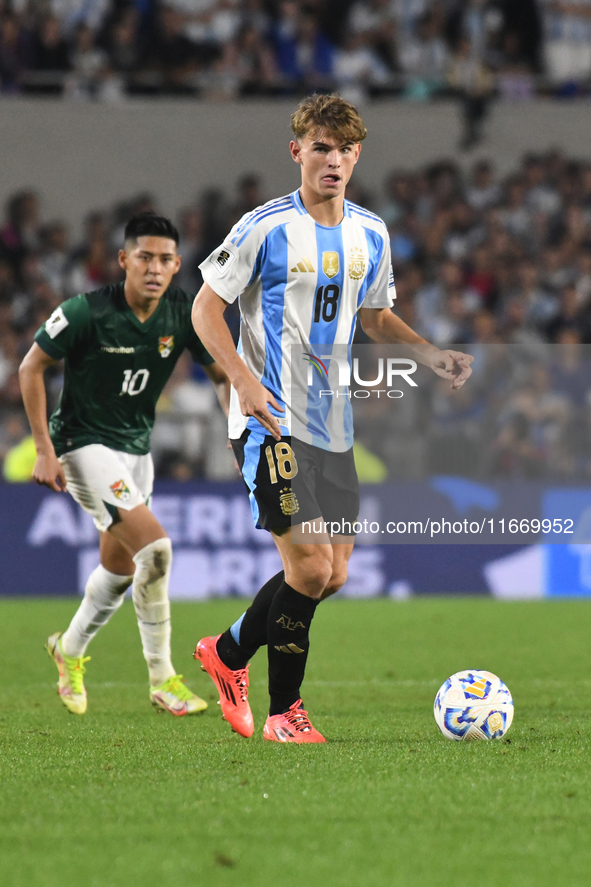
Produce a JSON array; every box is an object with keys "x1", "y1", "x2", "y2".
[
  {"x1": 202, "y1": 361, "x2": 231, "y2": 418},
  {"x1": 358, "y1": 307, "x2": 473, "y2": 390},
  {"x1": 192, "y1": 282, "x2": 283, "y2": 440},
  {"x1": 18, "y1": 343, "x2": 67, "y2": 492}
]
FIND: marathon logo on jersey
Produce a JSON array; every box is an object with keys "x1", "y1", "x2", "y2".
[
  {"x1": 158, "y1": 336, "x2": 174, "y2": 358},
  {"x1": 45, "y1": 306, "x2": 69, "y2": 339},
  {"x1": 210, "y1": 243, "x2": 237, "y2": 277},
  {"x1": 322, "y1": 251, "x2": 339, "y2": 279},
  {"x1": 101, "y1": 345, "x2": 135, "y2": 354},
  {"x1": 110, "y1": 480, "x2": 131, "y2": 502},
  {"x1": 348, "y1": 248, "x2": 366, "y2": 281}
]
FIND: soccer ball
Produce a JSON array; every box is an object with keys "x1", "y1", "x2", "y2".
[{"x1": 434, "y1": 670, "x2": 514, "y2": 741}]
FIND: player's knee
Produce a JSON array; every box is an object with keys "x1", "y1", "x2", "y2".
[
  {"x1": 296, "y1": 549, "x2": 333, "y2": 596},
  {"x1": 324, "y1": 564, "x2": 348, "y2": 597},
  {"x1": 132, "y1": 537, "x2": 172, "y2": 588},
  {"x1": 87, "y1": 564, "x2": 132, "y2": 601}
]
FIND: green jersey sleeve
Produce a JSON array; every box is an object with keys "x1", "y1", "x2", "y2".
[
  {"x1": 186, "y1": 328, "x2": 214, "y2": 366},
  {"x1": 34, "y1": 295, "x2": 92, "y2": 359}
]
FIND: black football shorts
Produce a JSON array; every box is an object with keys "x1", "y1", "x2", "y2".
[{"x1": 231, "y1": 428, "x2": 360, "y2": 533}]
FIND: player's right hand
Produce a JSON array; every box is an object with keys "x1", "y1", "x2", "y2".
[
  {"x1": 32, "y1": 453, "x2": 67, "y2": 492},
  {"x1": 236, "y1": 377, "x2": 284, "y2": 441}
]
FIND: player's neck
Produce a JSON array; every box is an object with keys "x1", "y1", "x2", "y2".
[
  {"x1": 124, "y1": 283, "x2": 161, "y2": 323},
  {"x1": 299, "y1": 186, "x2": 344, "y2": 227}
]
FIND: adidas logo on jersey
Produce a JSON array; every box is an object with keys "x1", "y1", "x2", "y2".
[{"x1": 290, "y1": 256, "x2": 315, "y2": 273}]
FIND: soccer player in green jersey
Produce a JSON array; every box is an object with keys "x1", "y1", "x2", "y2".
[{"x1": 19, "y1": 213, "x2": 229, "y2": 717}]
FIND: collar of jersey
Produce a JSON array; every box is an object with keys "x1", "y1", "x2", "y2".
[
  {"x1": 291, "y1": 189, "x2": 351, "y2": 227},
  {"x1": 121, "y1": 284, "x2": 165, "y2": 332}
]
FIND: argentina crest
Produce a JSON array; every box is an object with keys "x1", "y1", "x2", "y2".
[
  {"x1": 279, "y1": 487, "x2": 299, "y2": 516},
  {"x1": 348, "y1": 247, "x2": 366, "y2": 280},
  {"x1": 322, "y1": 251, "x2": 339, "y2": 279}
]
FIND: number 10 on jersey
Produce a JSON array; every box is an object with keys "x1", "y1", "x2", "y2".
[{"x1": 120, "y1": 368, "x2": 149, "y2": 396}]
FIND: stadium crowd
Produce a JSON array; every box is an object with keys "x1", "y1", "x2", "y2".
[
  {"x1": 2, "y1": 148, "x2": 591, "y2": 482},
  {"x1": 1, "y1": 0, "x2": 590, "y2": 107}
]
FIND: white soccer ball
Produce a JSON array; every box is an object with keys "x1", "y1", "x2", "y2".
[{"x1": 434, "y1": 670, "x2": 514, "y2": 741}]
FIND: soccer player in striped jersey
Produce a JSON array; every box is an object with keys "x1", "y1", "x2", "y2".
[{"x1": 192, "y1": 93, "x2": 473, "y2": 742}]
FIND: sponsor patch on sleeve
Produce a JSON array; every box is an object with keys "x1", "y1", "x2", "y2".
[
  {"x1": 45, "y1": 306, "x2": 69, "y2": 339},
  {"x1": 388, "y1": 263, "x2": 395, "y2": 290},
  {"x1": 209, "y1": 243, "x2": 237, "y2": 277}
]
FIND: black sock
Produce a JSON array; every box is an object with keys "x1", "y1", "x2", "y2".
[
  {"x1": 267, "y1": 581, "x2": 318, "y2": 716},
  {"x1": 216, "y1": 571, "x2": 285, "y2": 670}
]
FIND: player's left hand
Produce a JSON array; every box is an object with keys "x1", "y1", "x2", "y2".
[{"x1": 429, "y1": 350, "x2": 474, "y2": 389}]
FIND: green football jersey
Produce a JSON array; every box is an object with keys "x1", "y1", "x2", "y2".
[{"x1": 34, "y1": 282, "x2": 213, "y2": 456}]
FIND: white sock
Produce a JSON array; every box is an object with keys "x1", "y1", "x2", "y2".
[
  {"x1": 132, "y1": 538, "x2": 175, "y2": 687},
  {"x1": 61, "y1": 565, "x2": 132, "y2": 657}
]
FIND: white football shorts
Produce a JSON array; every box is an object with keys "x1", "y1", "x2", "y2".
[{"x1": 59, "y1": 444, "x2": 154, "y2": 532}]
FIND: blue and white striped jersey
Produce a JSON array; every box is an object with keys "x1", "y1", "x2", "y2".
[{"x1": 200, "y1": 189, "x2": 395, "y2": 451}]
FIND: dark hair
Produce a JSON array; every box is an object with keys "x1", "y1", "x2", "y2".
[{"x1": 124, "y1": 212, "x2": 179, "y2": 246}]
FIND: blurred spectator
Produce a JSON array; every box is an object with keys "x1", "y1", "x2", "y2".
[
  {"x1": 49, "y1": 0, "x2": 110, "y2": 35},
  {"x1": 414, "y1": 259, "x2": 480, "y2": 343},
  {"x1": 334, "y1": 33, "x2": 390, "y2": 104},
  {"x1": 392, "y1": 0, "x2": 432, "y2": 42},
  {"x1": 347, "y1": 0, "x2": 399, "y2": 72},
  {"x1": 38, "y1": 221, "x2": 70, "y2": 294},
  {"x1": 496, "y1": 32, "x2": 536, "y2": 101},
  {"x1": 30, "y1": 15, "x2": 72, "y2": 94},
  {"x1": 465, "y1": 160, "x2": 500, "y2": 211},
  {"x1": 399, "y1": 9, "x2": 449, "y2": 99},
  {"x1": 0, "y1": 190, "x2": 41, "y2": 274},
  {"x1": 105, "y1": 6, "x2": 141, "y2": 85},
  {"x1": 151, "y1": 351, "x2": 234, "y2": 477},
  {"x1": 211, "y1": 24, "x2": 278, "y2": 99},
  {"x1": 230, "y1": 173, "x2": 265, "y2": 221},
  {"x1": 447, "y1": 35, "x2": 495, "y2": 150},
  {"x1": 175, "y1": 207, "x2": 206, "y2": 293},
  {"x1": 522, "y1": 153, "x2": 561, "y2": 216},
  {"x1": 65, "y1": 237, "x2": 109, "y2": 296},
  {"x1": 542, "y1": 0, "x2": 591, "y2": 87},
  {"x1": 498, "y1": 176, "x2": 531, "y2": 241},
  {"x1": 0, "y1": 12, "x2": 30, "y2": 94},
  {"x1": 65, "y1": 23, "x2": 110, "y2": 99},
  {"x1": 145, "y1": 5, "x2": 201, "y2": 96},
  {"x1": 498, "y1": 0, "x2": 543, "y2": 74},
  {"x1": 272, "y1": 3, "x2": 334, "y2": 92},
  {"x1": 546, "y1": 282, "x2": 591, "y2": 341}
]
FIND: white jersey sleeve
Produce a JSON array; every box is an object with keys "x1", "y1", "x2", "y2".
[
  {"x1": 199, "y1": 197, "x2": 296, "y2": 303},
  {"x1": 199, "y1": 223, "x2": 263, "y2": 304},
  {"x1": 360, "y1": 223, "x2": 396, "y2": 309}
]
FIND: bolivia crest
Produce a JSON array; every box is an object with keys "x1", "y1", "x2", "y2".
[
  {"x1": 110, "y1": 479, "x2": 130, "y2": 502},
  {"x1": 158, "y1": 336, "x2": 174, "y2": 358}
]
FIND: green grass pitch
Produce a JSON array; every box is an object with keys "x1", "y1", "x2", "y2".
[{"x1": 1, "y1": 597, "x2": 590, "y2": 887}]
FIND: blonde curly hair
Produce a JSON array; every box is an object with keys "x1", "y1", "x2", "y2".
[{"x1": 290, "y1": 93, "x2": 367, "y2": 143}]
